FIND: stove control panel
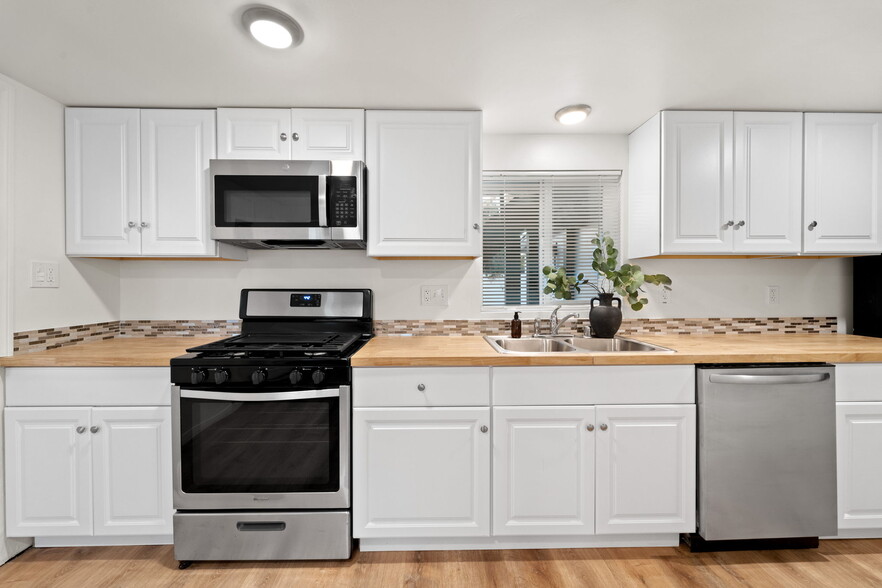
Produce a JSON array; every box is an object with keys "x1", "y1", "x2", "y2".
[{"x1": 173, "y1": 364, "x2": 349, "y2": 390}]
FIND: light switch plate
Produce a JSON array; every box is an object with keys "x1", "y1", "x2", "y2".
[{"x1": 30, "y1": 261, "x2": 59, "y2": 288}]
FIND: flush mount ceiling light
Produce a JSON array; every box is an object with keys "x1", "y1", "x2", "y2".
[
  {"x1": 241, "y1": 6, "x2": 304, "y2": 49},
  {"x1": 554, "y1": 104, "x2": 592, "y2": 125}
]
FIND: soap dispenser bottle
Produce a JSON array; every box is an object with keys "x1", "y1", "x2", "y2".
[{"x1": 511, "y1": 311, "x2": 522, "y2": 338}]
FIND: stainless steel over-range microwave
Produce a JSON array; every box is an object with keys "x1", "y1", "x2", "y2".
[{"x1": 210, "y1": 159, "x2": 365, "y2": 249}]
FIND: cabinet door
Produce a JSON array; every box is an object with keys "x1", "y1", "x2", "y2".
[
  {"x1": 91, "y1": 407, "x2": 173, "y2": 536},
  {"x1": 366, "y1": 110, "x2": 482, "y2": 257},
  {"x1": 837, "y1": 403, "x2": 882, "y2": 529},
  {"x1": 353, "y1": 407, "x2": 490, "y2": 538},
  {"x1": 4, "y1": 407, "x2": 93, "y2": 536},
  {"x1": 595, "y1": 404, "x2": 695, "y2": 535},
  {"x1": 733, "y1": 112, "x2": 803, "y2": 253},
  {"x1": 290, "y1": 109, "x2": 365, "y2": 160},
  {"x1": 216, "y1": 108, "x2": 291, "y2": 159},
  {"x1": 661, "y1": 111, "x2": 734, "y2": 253},
  {"x1": 65, "y1": 108, "x2": 141, "y2": 255},
  {"x1": 140, "y1": 110, "x2": 216, "y2": 256},
  {"x1": 492, "y1": 406, "x2": 595, "y2": 536},
  {"x1": 804, "y1": 113, "x2": 882, "y2": 253}
]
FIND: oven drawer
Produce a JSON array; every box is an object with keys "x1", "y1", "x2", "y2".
[
  {"x1": 353, "y1": 367, "x2": 490, "y2": 407},
  {"x1": 173, "y1": 511, "x2": 351, "y2": 561}
]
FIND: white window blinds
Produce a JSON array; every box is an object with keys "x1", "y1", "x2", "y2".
[{"x1": 481, "y1": 171, "x2": 621, "y2": 307}]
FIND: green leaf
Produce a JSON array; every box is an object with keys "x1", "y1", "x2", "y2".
[{"x1": 542, "y1": 266, "x2": 552, "y2": 275}]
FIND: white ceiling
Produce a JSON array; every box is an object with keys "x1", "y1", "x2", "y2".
[{"x1": 1, "y1": 0, "x2": 881, "y2": 134}]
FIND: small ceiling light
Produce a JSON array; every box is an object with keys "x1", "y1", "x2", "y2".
[
  {"x1": 554, "y1": 104, "x2": 592, "y2": 125},
  {"x1": 242, "y1": 6, "x2": 304, "y2": 49}
]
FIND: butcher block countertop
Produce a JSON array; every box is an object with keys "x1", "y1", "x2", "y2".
[
  {"x1": 0, "y1": 337, "x2": 217, "y2": 367},
  {"x1": 4, "y1": 333, "x2": 882, "y2": 368},
  {"x1": 351, "y1": 334, "x2": 882, "y2": 367}
]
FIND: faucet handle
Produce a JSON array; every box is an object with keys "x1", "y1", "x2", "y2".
[{"x1": 533, "y1": 318, "x2": 542, "y2": 335}]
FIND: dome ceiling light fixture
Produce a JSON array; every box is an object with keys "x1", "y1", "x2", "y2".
[
  {"x1": 241, "y1": 6, "x2": 304, "y2": 49},
  {"x1": 554, "y1": 104, "x2": 592, "y2": 125}
]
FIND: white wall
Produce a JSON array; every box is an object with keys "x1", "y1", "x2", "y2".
[
  {"x1": 3, "y1": 73, "x2": 120, "y2": 332},
  {"x1": 118, "y1": 132, "x2": 851, "y2": 326}
]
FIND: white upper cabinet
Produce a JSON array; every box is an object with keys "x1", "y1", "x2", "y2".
[
  {"x1": 661, "y1": 111, "x2": 734, "y2": 254},
  {"x1": 140, "y1": 110, "x2": 215, "y2": 256},
  {"x1": 217, "y1": 108, "x2": 364, "y2": 160},
  {"x1": 630, "y1": 110, "x2": 806, "y2": 256},
  {"x1": 366, "y1": 110, "x2": 482, "y2": 258},
  {"x1": 65, "y1": 108, "x2": 243, "y2": 259},
  {"x1": 804, "y1": 113, "x2": 882, "y2": 253},
  {"x1": 65, "y1": 108, "x2": 141, "y2": 256},
  {"x1": 733, "y1": 112, "x2": 804, "y2": 253}
]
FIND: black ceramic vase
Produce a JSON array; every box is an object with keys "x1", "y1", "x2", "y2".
[{"x1": 589, "y1": 293, "x2": 623, "y2": 338}]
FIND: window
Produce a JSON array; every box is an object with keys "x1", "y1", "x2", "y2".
[{"x1": 481, "y1": 171, "x2": 621, "y2": 308}]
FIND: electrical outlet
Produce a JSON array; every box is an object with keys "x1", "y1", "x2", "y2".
[
  {"x1": 30, "y1": 261, "x2": 60, "y2": 288},
  {"x1": 767, "y1": 285, "x2": 780, "y2": 305},
  {"x1": 661, "y1": 288, "x2": 671, "y2": 304},
  {"x1": 420, "y1": 285, "x2": 449, "y2": 307}
]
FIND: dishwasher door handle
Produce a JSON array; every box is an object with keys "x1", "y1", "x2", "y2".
[{"x1": 708, "y1": 373, "x2": 830, "y2": 385}]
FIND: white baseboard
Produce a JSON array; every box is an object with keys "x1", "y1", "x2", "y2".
[
  {"x1": 358, "y1": 533, "x2": 680, "y2": 552},
  {"x1": 824, "y1": 529, "x2": 882, "y2": 540},
  {"x1": 35, "y1": 535, "x2": 172, "y2": 548}
]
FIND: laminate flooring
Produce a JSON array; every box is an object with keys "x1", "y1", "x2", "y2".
[{"x1": 1, "y1": 540, "x2": 881, "y2": 587}]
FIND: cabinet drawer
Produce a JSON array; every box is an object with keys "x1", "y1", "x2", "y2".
[
  {"x1": 492, "y1": 365, "x2": 694, "y2": 405},
  {"x1": 5, "y1": 368, "x2": 171, "y2": 406},
  {"x1": 835, "y1": 364, "x2": 882, "y2": 401},
  {"x1": 353, "y1": 367, "x2": 490, "y2": 407}
]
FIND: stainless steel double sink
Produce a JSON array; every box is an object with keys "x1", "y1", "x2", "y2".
[{"x1": 484, "y1": 335, "x2": 674, "y2": 354}]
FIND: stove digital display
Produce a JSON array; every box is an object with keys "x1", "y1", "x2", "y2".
[{"x1": 291, "y1": 293, "x2": 322, "y2": 307}]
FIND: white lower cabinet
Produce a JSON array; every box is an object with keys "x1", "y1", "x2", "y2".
[
  {"x1": 352, "y1": 407, "x2": 491, "y2": 538},
  {"x1": 5, "y1": 406, "x2": 172, "y2": 538},
  {"x1": 594, "y1": 405, "x2": 696, "y2": 534},
  {"x1": 836, "y1": 403, "x2": 882, "y2": 529},
  {"x1": 493, "y1": 406, "x2": 595, "y2": 536}
]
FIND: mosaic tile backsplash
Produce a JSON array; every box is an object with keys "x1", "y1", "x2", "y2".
[{"x1": 12, "y1": 316, "x2": 838, "y2": 354}]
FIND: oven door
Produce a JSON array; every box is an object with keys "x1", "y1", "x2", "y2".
[{"x1": 172, "y1": 385, "x2": 350, "y2": 510}]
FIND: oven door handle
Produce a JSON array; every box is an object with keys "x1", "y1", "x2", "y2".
[{"x1": 180, "y1": 388, "x2": 342, "y2": 402}]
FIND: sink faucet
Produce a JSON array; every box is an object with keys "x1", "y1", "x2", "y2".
[{"x1": 549, "y1": 305, "x2": 580, "y2": 335}]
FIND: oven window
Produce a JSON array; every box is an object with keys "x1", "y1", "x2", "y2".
[
  {"x1": 180, "y1": 397, "x2": 339, "y2": 493},
  {"x1": 215, "y1": 176, "x2": 319, "y2": 226}
]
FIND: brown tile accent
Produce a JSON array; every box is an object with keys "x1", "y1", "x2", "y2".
[{"x1": 11, "y1": 317, "x2": 838, "y2": 355}]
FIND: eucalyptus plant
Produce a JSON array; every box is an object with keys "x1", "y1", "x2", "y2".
[{"x1": 542, "y1": 234, "x2": 672, "y2": 311}]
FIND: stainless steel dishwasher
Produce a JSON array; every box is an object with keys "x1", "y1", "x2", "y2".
[{"x1": 693, "y1": 364, "x2": 837, "y2": 551}]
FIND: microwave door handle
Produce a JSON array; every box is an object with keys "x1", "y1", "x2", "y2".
[
  {"x1": 318, "y1": 175, "x2": 328, "y2": 227},
  {"x1": 180, "y1": 389, "x2": 341, "y2": 402}
]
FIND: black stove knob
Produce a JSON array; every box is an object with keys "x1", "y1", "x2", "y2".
[
  {"x1": 312, "y1": 369, "x2": 326, "y2": 385},
  {"x1": 289, "y1": 369, "x2": 304, "y2": 385},
  {"x1": 251, "y1": 369, "x2": 267, "y2": 386},
  {"x1": 190, "y1": 369, "x2": 207, "y2": 385},
  {"x1": 214, "y1": 369, "x2": 230, "y2": 385}
]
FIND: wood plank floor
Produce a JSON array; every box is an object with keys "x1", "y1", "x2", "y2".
[{"x1": 1, "y1": 540, "x2": 882, "y2": 587}]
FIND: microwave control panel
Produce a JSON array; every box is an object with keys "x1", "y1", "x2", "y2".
[{"x1": 328, "y1": 176, "x2": 358, "y2": 227}]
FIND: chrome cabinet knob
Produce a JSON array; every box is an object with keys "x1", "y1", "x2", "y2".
[
  {"x1": 90, "y1": 426, "x2": 100, "y2": 434},
  {"x1": 480, "y1": 425, "x2": 489, "y2": 433},
  {"x1": 76, "y1": 426, "x2": 86, "y2": 434},
  {"x1": 586, "y1": 424, "x2": 595, "y2": 432},
  {"x1": 808, "y1": 221, "x2": 818, "y2": 231},
  {"x1": 280, "y1": 133, "x2": 287, "y2": 141},
  {"x1": 127, "y1": 221, "x2": 137, "y2": 229},
  {"x1": 292, "y1": 132, "x2": 300, "y2": 141},
  {"x1": 735, "y1": 220, "x2": 745, "y2": 228},
  {"x1": 723, "y1": 220, "x2": 734, "y2": 229},
  {"x1": 417, "y1": 383, "x2": 426, "y2": 391},
  {"x1": 140, "y1": 221, "x2": 149, "y2": 228},
  {"x1": 473, "y1": 223, "x2": 480, "y2": 230},
  {"x1": 599, "y1": 423, "x2": 608, "y2": 431}
]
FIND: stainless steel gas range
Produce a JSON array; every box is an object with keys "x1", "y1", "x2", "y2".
[{"x1": 169, "y1": 289, "x2": 372, "y2": 565}]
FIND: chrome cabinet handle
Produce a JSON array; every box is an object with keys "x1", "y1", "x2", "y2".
[
  {"x1": 586, "y1": 424, "x2": 595, "y2": 432},
  {"x1": 76, "y1": 426, "x2": 86, "y2": 434},
  {"x1": 292, "y1": 132, "x2": 300, "y2": 141},
  {"x1": 480, "y1": 425, "x2": 489, "y2": 433},
  {"x1": 808, "y1": 221, "x2": 817, "y2": 231},
  {"x1": 280, "y1": 133, "x2": 287, "y2": 141},
  {"x1": 417, "y1": 383, "x2": 426, "y2": 391},
  {"x1": 90, "y1": 426, "x2": 100, "y2": 434},
  {"x1": 599, "y1": 423, "x2": 608, "y2": 431}
]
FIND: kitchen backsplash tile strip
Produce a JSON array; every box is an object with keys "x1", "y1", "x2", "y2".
[
  {"x1": 12, "y1": 321, "x2": 120, "y2": 354},
  {"x1": 11, "y1": 317, "x2": 837, "y2": 354}
]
